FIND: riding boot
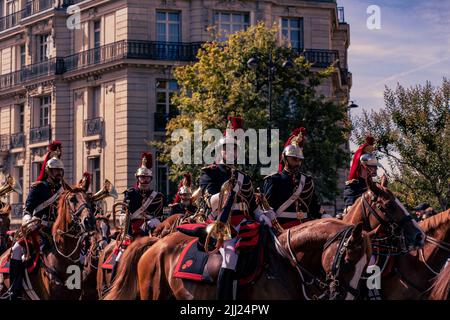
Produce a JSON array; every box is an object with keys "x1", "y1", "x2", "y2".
[
  {"x1": 9, "y1": 259, "x2": 25, "y2": 300},
  {"x1": 216, "y1": 268, "x2": 236, "y2": 300}
]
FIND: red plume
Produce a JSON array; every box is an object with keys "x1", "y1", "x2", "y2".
[
  {"x1": 79, "y1": 172, "x2": 92, "y2": 190},
  {"x1": 348, "y1": 134, "x2": 375, "y2": 180},
  {"x1": 224, "y1": 116, "x2": 244, "y2": 136}
]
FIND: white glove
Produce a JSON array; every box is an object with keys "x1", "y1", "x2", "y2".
[
  {"x1": 22, "y1": 214, "x2": 32, "y2": 225},
  {"x1": 254, "y1": 207, "x2": 273, "y2": 227},
  {"x1": 147, "y1": 218, "x2": 161, "y2": 229}
]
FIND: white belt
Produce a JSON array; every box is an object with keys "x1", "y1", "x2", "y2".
[
  {"x1": 231, "y1": 203, "x2": 247, "y2": 211},
  {"x1": 277, "y1": 211, "x2": 308, "y2": 220}
]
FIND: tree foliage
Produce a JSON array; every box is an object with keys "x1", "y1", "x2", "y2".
[
  {"x1": 353, "y1": 79, "x2": 450, "y2": 211},
  {"x1": 151, "y1": 23, "x2": 349, "y2": 201}
]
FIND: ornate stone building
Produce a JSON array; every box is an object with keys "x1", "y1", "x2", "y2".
[{"x1": 0, "y1": 0, "x2": 350, "y2": 215}]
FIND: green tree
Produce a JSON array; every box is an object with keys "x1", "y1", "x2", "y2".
[
  {"x1": 353, "y1": 79, "x2": 450, "y2": 211},
  {"x1": 151, "y1": 23, "x2": 349, "y2": 202}
]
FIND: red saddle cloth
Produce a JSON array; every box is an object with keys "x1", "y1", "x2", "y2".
[
  {"x1": 173, "y1": 221, "x2": 266, "y2": 286},
  {"x1": 101, "y1": 237, "x2": 132, "y2": 270},
  {"x1": 0, "y1": 233, "x2": 41, "y2": 274}
]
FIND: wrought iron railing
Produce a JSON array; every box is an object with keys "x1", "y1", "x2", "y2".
[
  {"x1": 84, "y1": 117, "x2": 103, "y2": 136},
  {"x1": 301, "y1": 49, "x2": 340, "y2": 68},
  {"x1": 63, "y1": 40, "x2": 202, "y2": 72},
  {"x1": 29, "y1": 125, "x2": 51, "y2": 143},
  {"x1": 10, "y1": 132, "x2": 25, "y2": 149},
  {"x1": 11, "y1": 203, "x2": 23, "y2": 218},
  {"x1": 0, "y1": 10, "x2": 22, "y2": 32},
  {"x1": 0, "y1": 134, "x2": 10, "y2": 151}
]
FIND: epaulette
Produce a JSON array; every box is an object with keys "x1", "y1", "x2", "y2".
[
  {"x1": 201, "y1": 164, "x2": 217, "y2": 171},
  {"x1": 31, "y1": 181, "x2": 44, "y2": 188},
  {"x1": 345, "y1": 179, "x2": 358, "y2": 186},
  {"x1": 123, "y1": 187, "x2": 136, "y2": 194},
  {"x1": 263, "y1": 172, "x2": 279, "y2": 180}
]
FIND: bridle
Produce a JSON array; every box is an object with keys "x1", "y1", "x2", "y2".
[
  {"x1": 53, "y1": 190, "x2": 95, "y2": 263},
  {"x1": 361, "y1": 191, "x2": 413, "y2": 254},
  {"x1": 282, "y1": 225, "x2": 361, "y2": 300}
]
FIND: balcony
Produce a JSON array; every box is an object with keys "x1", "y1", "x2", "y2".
[
  {"x1": 0, "y1": 134, "x2": 10, "y2": 152},
  {"x1": 63, "y1": 40, "x2": 202, "y2": 73},
  {"x1": 301, "y1": 49, "x2": 339, "y2": 68},
  {"x1": 0, "y1": 58, "x2": 64, "y2": 92},
  {"x1": 84, "y1": 117, "x2": 103, "y2": 137},
  {"x1": 11, "y1": 132, "x2": 25, "y2": 149},
  {"x1": 337, "y1": 7, "x2": 345, "y2": 23},
  {"x1": 0, "y1": 10, "x2": 22, "y2": 32},
  {"x1": 29, "y1": 125, "x2": 51, "y2": 144}
]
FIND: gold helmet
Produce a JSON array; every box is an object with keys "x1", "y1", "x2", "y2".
[
  {"x1": 45, "y1": 156, "x2": 64, "y2": 171},
  {"x1": 282, "y1": 127, "x2": 306, "y2": 159},
  {"x1": 135, "y1": 152, "x2": 153, "y2": 177}
]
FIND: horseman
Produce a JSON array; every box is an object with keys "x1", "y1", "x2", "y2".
[
  {"x1": 200, "y1": 116, "x2": 272, "y2": 300},
  {"x1": 343, "y1": 136, "x2": 379, "y2": 211},
  {"x1": 169, "y1": 173, "x2": 197, "y2": 216},
  {"x1": 9, "y1": 141, "x2": 65, "y2": 299},
  {"x1": 262, "y1": 127, "x2": 322, "y2": 229},
  {"x1": 123, "y1": 152, "x2": 165, "y2": 238}
]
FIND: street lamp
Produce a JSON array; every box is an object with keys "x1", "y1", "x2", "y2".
[{"x1": 247, "y1": 54, "x2": 293, "y2": 132}]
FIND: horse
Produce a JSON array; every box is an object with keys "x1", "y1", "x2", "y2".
[
  {"x1": 80, "y1": 213, "x2": 112, "y2": 300},
  {"x1": 0, "y1": 186, "x2": 96, "y2": 300},
  {"x1": 429, "y1": 262, "x2": 450, "y2": 300},
  {"x1": 104, "y1": 219, "x2": 371, "y2": 300},
  {"x1": 0, "y1": 203, "x2": 11, "y2": 255},
  {"x1": 343, "y1": 175, "x2": 425, "y2": 251},
  {"x1": 380, "y1": 209, "x2": 450, "y2": 299}
]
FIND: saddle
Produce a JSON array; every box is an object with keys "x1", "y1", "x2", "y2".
[{"x1": 173, "y1": 221, "x2": 267, "y2": 286}]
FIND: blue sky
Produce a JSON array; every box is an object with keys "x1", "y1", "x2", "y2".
[{"x1": 338, "y1": 0, "x2": 450, "y2": 125}]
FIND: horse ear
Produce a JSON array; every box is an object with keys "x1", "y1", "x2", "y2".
[
  {"x1": 380, "y1": 174, "x2": 388, "y2": 187},
  {"x1": 351, "y1": 223, "x2": 363, "y2": 242}
]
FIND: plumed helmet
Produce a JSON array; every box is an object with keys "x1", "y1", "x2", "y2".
[
  {"x1": 360, "y1": 153, "x2": 378, "y2": 167},
  {"x1": 45, "y1": 157, "x2": 64, "y2": 170},
  {"x1": 282, "y1": 127, "x2": 306, "y2": 159},
  {"x1": 217, "y1": 116, "x2": 244, "y2": 148},
  {"x1": 135, "y1": 152, "x2": 153, "y2": 177},
  {"x1": 348, "y1": 135, "x2": 376, "y2": 180}
]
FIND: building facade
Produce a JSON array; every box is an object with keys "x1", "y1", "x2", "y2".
[{"x1": 0, "y1": 0, "x2": 351, "y2": 216}]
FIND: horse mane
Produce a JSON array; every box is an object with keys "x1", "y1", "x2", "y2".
[
  {"x1": 419, "y1": 209, "x2": 450, "y2": 233},
  {"x1": 429, "y1": 263, "x2": 450, "y2": 300},
  {"x1": 289, "y1": 218, "x2": 348, "y2": 246}
]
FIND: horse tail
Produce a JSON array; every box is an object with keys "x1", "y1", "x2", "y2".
[
  {"x1": 429, "y1": 263, "x2": 450, "y2": 300},
  {"x1": 103, "y1": 236, "x2": 158, "y2": 300}
]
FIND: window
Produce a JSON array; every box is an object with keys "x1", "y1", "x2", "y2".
[
  {"x1": 90, "y1": 86, "x2": 101, "y2": 119},
  {"x1": 20, "y1": 45, "x2": 26, "y2": 69},
  {"x1": 31, "y1": 162, "x2": 42, "y2": 183},
  {"x1": 281, "y1": 18, "x2": 303, "y2": 51},
  {"x1": 39, "y1": 96, "x2": 50, "y2": 127},
  {"x1": 156, "y1": 11, "x2": 180, "y2": 42},
  {"x1": 88, "y1": 157, "x2": 101, "y2": 193},
  {"x1": 38, "y1": 34, "x2": 51, "y2": 62},
  {"x1": 18, "y1": 104, "x2": 24, "y2": 132},
  {"x1": 156, "y1": 79, "x2": 178, "y2": 114},
  {"x1": 214, "y1": 12, "x2": 249, "y2": 40},
  {"x1": 93, "y1": 20, "x2": 101, "y2": 62}
]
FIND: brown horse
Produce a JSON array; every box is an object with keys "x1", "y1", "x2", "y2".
[
  {"x1": 0, "y1": 187, "x2": 96, "y2": 300},
  {"x1": 105, "y1": 219, "x2": 371, "y2": 300},
  {"x1": 0, "y1": 202, "x2": 11, "y2": 255},
  {"x1": 343, "y1": 175, "x2": 425, "y2": 251},
  {"x1": 380, "y1": 209, "x2": 450, "y2": 299},
  {"x1": 429, "y1": 262, "x2": 450, "y2": 300}
]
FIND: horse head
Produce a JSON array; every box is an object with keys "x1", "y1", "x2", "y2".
[
  {"x1": 53, "y1": 186, "x2": 96, "y2": 239},
  {"x1": 279, "y1": 219, "x2": 371, "y2": 300},
  {"x1": 95, "y1": 213, "x2": 111, "y2": 250},
  {"x1": 365, "y1": 176, "x2": 425, "y2": 250},
  {"x1": 0, "y1": 202, "x2": 11, "y2": 234}
]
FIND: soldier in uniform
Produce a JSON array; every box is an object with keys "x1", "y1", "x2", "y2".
[
  {"x1": 343, "y1": 136, "x2": 379, "y2": 211},
  {"x1": 169, "y1": 173, "x2": 197, "y2": 216},
  {"x1": 263, "y1": 127, "x2": 322, "y2": 229},
  {"x1": 123, "y1": 152, "x2": 165, "y2": 238},
  {"x1": 199, "y1": 116, "x2": 272, "y2": 300},
  {"x1": 9, "y1": 141, "x2": 65, "y2": 299}
]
